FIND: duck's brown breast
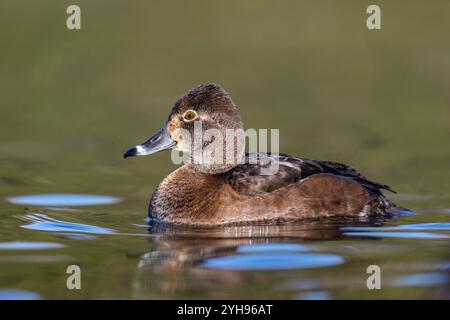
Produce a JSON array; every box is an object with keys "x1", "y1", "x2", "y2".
[{"x1": 150, "y1": 165, "x2": 225, "y2": 225}]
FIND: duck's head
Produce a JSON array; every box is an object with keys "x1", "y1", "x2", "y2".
[{"x1": 124, "y1": 83, "x2": 244, "y2": 174}]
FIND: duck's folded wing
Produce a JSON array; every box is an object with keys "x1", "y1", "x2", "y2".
[
  {"x1": 309, "y1": 159, "x2": 395, "y2": 193},
  {"x1": 225, "y1": 153, "x2": 394, "y2": 196}
]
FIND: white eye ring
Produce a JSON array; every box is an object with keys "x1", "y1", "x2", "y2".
[{"x1": 182, "y1": 110, "x2": 198, "y2": 122}]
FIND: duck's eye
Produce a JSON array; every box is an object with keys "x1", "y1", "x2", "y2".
[{"x1": 183, "y1": 110, "x2": 198, "y2": 122}]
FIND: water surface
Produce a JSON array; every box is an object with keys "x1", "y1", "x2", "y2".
[{"x1": 1, "y1": 0, "x2": 450, "y2": 299}]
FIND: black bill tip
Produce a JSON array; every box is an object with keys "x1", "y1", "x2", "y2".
[{"x1": 123, "y1": 147, "x2": 137, "y2": 159}]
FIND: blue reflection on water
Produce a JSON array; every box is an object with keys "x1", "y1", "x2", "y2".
[
  {"x1": 343, "y1": 232, "x2": 449, "y2": 239},
  {"x1": 434, "y1": 262, "x2": 450, "y2": 271},
  {"x1": 0, "y1": 289, "x2": 41, "y2": 300},
  {"x1": 57, "y1": 233, "x2": 97, "y2": 240},
  {"x1": 342, "y1": 222, "x2": 450, "y2": 239},
  {"x1": 282, "y1": 280, "x2": 320, "y2": 290},
  {"x1": 21, "y1": 213, "x2": 115, "y2": 235},
  {"x1": 7, "y1": 194, "x2": 121, "y2": 206},
  {"x1": 342, "y1": 222, "x2": 450, "y2": 231},
  {"x1": 295, "y1": 291, "x2": 331, "y2": 300},
  {"x1": 45, "y1": 207, "x2": 81, "y2": 212},
  {"x1": 202, "y1": 253, "x2": 343, "y2": 270},
  {"x1": 202, "y1": 243, "x2": 343, "y2": 271},
  {"x1": 237, "y1": 244, "x2": 310, "y2": 253},
  {"x1": 391, "y1": 273, "x2": 447, "y2": 287},
  {"x1": 0, "y1": 241, "x2": 65, "y2": 250}
]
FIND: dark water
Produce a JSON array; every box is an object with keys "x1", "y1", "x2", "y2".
[{"x1": 1, "y1": 1, "x2": 450, "y2": 299}]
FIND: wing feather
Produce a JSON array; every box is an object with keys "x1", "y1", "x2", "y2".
[{"x1": 225, "y1": 153, "x2": 395, "y2": 196}]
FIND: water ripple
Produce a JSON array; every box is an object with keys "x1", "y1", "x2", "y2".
[
  {"x1": 202, "y1": 253, "x2": 344, "y2": 270},
  {"x1": 0, "y1": 241, "x2": 65, "y2": 250},
  {"x1": 434, "y1": 262, "x2": 450, "y2": 271},
  {"x1": 343, "y1": 232, "x2": 448, "y2": 239},
  {"x1": 342, "y1": 222, "x2": 450, "y2": 239},
  {"x1": 342, "y1": 222, "x2": 450, "y2": 231},
  {"x1": 21, "y1": 213, "x2": 115, "y2": 235},
  {"x1": 0, "y1": 289, "x2": 41, "y2": 300},
  {"x1": 201, "y1": 244, "x2": 343, "y2": 271},
  {"x1": 391, "y1": 273, "x2": 448, "y2": 287},
  {"x1": 237, "y1": 244, "x2": 311, "y2": 253},
  {"x1": 7, "y1": 194, "x2": 121, "y2": 206},
  {"x1": 295, "y1": 291, "x2": 331, "y2": 300}
]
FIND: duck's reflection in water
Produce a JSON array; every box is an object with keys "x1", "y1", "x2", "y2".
[{"x1": 131, "y1": 219, "x2": 377, "y2": 299}]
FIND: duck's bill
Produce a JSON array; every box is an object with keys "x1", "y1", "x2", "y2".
[{"x1": 124, "y1": 126, "x2": 176, "y2": 158}]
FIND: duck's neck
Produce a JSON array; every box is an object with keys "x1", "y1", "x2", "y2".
[
  {"x1": 187, "y1": 148, "x2": 245, "y2": 174},
  {"x1": 187, "y1": 134, "x2": 245, "y2": 175},
  {"x1": 188, "y1": 162, "x2": 237, "y2": 175}
]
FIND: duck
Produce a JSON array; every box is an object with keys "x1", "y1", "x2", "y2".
[{"x1": 124, "y1": 83, "x2": 399, "y2": 226}]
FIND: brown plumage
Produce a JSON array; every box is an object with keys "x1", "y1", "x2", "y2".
[{"x1": 125, "y1": 83, "x2": 401, "y2": 226}]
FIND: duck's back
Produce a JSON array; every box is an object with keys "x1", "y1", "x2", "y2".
[{"x1": 225, "y1": 153, "x2": 394, "y2": 196}]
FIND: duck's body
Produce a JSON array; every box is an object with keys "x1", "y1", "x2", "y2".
[
  {"x1": 150, "y1": 153, "x2": 396, "y2": 226},
  {"x1": 125, "y1": 83, "x2": 399, "y2": 226}
]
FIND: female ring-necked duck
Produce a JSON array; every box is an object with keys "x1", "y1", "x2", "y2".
[{"x1": 124, "y1": 83, "x2": 399, "y2": 226}]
